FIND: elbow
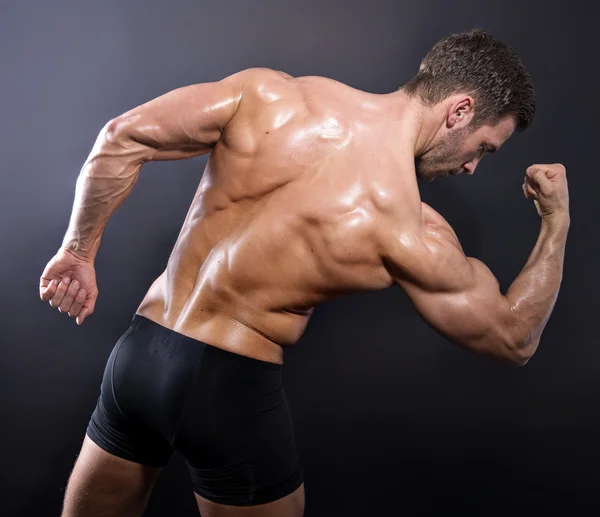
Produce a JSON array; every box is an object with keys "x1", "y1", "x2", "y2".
[
  {"x1": 93, "y1": 117, "x2": 131, "y2": 152},
  {"x1": 478, "y1": 331, "x2": 535, "y2": 366},
  {"x1": 503, "y1": 339, "x2": 537, "y2": 367},
  {"x1": 97, "y1": 116, "x2": 153, "y2": 164},
  {"x1": 102, "y1": 117, "x2": 123, "y2": 139},
  {"x1": 499, "y1": 307, "x2": 537, "y2": 367},
  {"x1": 507, "y1": 352, "x2": 531, "y2": 367},
  {"x1": 485, "y1": 347, "x2": 531, "y2": 367},
  {"x1": 458, "y1": 334, "x2": 533, "y2": 367},
  {"x1": 101, "y1": 117, "x2": 132, "y2": 143},
  {"x1": 103, "y1": 117, "x2": 121, "y2": 135}
]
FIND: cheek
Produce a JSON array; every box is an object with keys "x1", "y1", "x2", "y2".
[
  {"x1": 449, "y1": 149, "x2": 466, "y2": 163},
  {"x1": 456, "y1": 146, "x2": 477, "y2": 162}
]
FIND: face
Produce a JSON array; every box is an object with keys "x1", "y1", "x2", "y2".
[{"x1": 415, "y1": 115, "x2": 517, "y2": 181}]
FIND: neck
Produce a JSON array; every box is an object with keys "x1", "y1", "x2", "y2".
[{"x1": 382, "y1": 90, "x2": 446, "y2": 157}]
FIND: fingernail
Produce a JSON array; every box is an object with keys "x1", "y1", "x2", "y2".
[{"x1": 64, "y1": 278, "x2": 71, "y2": 285}]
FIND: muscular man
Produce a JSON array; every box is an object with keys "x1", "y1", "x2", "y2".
[{"x1": 39, "y1": 28, "x2": 569, "y2": 517}]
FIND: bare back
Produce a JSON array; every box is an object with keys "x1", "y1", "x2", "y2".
[{"x1": 136, "y1": 70, "x2": 424, "y2": 362}]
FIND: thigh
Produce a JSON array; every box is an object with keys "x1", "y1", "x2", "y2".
[
  {"x1": 194, "y1": 482, "x2": 305, "y2": 517},
  {"x1": 62, "y1": 434, "x2": 163, "y2": 517}
]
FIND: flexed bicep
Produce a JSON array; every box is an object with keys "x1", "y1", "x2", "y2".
[{"x1": 382, "y1": 211, "x2": 527, "y2": 365}]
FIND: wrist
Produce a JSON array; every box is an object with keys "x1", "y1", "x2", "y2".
[
  {"x1": 542, "y1": 210, "x2": 570, "y2": 227},
  {"x1": 61, "y1": 235, "x2": 98, "y2": 263},
  {"x1": 541, "y1": 211, "x2": 570, "y2": 239}
]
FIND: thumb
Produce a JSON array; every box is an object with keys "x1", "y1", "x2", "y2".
[
  {"x1": 527, "y1": 166, "x2": 552, "y2": 194},
  {"x1": 77, "y1": 294, "x2": 97, "y2": 325},
  {"x1": 77, "y1": 308, "x2": 91, "y2": 325}
]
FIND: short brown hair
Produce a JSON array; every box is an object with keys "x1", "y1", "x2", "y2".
[{"x1": 401, "y1": 28, "x2": 536, "y2": 131}]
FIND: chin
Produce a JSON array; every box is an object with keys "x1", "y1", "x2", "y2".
[
  {"x1": 417, "y1": 169, "x2": 443, "y2": 182},
  {"x1": 415, "y1": 167, "x2": 433, "y2": 181},
  {"x1": 416, "y1": 161, "x2": 447, "y2": 181}
]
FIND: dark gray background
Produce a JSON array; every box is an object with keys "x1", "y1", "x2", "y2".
[{"x1": 1, "y1": 0, "x2": 597, "y2": 515}]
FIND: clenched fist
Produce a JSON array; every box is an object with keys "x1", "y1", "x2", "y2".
[
  {"x1": 39, "y1": 248, "x2": 98, "y2": 325},
  {"x1": 522, "y1": 163, "x2": 570, "y2": 219}
]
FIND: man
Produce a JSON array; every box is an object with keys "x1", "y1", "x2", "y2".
[{"x1": 39, "y1": 28, "x2": 569, "y2": 517}]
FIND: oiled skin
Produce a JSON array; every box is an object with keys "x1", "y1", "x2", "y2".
[
  {"x1": 43, "y1": 66, "x2": 569, "y2": 517},
  {"x1": 136, "y1": 70, "x2": 425, "y2": 364}
]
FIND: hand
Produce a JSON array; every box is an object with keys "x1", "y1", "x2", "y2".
[
  {"x1": 522, "y1": 163, "x2": 570, "y2": 219},
  {"x1": 39, "y1": 248, "x2": 98, "y2": 325}
]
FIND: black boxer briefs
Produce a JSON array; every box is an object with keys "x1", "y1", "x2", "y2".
[{"x1": 86, "y1": 314, "x2": 304, "y2": 506}]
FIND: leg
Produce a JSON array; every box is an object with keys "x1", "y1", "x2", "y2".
[
  {"x1": 194, "y1": 482, "x2": 305, "y2": 517},
  {"x1": 64, "y1": 316, "x2": 175, "y2": 515},
  {"x1": 62, "y1": 434, "x2": 163, "y2": 517}
]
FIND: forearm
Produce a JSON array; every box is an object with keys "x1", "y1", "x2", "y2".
[
  {"x1": 61, "y1": 120, "x2": 146, "y2": 262},
  {"x1": 505, "y1": 214, "x2": 570, "y2": 357}
]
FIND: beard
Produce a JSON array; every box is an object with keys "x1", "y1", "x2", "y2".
[{"x1": 415, "y1": 125, "x2": 471, "y2": 181}]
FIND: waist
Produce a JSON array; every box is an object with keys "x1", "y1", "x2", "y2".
[
  {"x1": 137, "y1": 270, "x2": 316, "y2": 362},
  {"x1": 135, "y1": 304, "x2": 286, "y2": 365},
  {"x1": 127, "y1": 314, "x2": 284, "y2": 371}
]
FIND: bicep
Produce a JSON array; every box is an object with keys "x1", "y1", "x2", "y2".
[
  {"x1": 108, "y1": 68, "x2": 271, "y2": 162},
  {"x1": 388, "y1": 231, "x2": 520, "y2": 363}
]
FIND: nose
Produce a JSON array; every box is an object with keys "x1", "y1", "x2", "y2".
[{"x1": 463, "y1": 157, "x2": 481, "y2": 175}]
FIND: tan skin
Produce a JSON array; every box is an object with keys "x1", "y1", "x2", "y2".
[{"x1": 39, "y1": 68, "x2": 569, "y2": 517}]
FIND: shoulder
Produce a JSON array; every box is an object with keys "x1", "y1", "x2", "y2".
[
  {"x1": 419, "y1": 202, "x2": 463, "y2": 253},
  {"x1": 224, "y1": 67, "x2": 294, "y2": 83},
  {"x1": 225, "y1": 68, "x2": 360, "y2": 103},
  {"x1": 375, "y1": 198, "x2": 468, "y2": 287},
  {"x1": 221, "y1": 68, "x2": 295, "y2": 98}
]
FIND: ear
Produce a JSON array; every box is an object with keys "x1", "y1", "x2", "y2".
[{"x1": 446, "y1": 95, "x2": 475, "y2": 129}]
